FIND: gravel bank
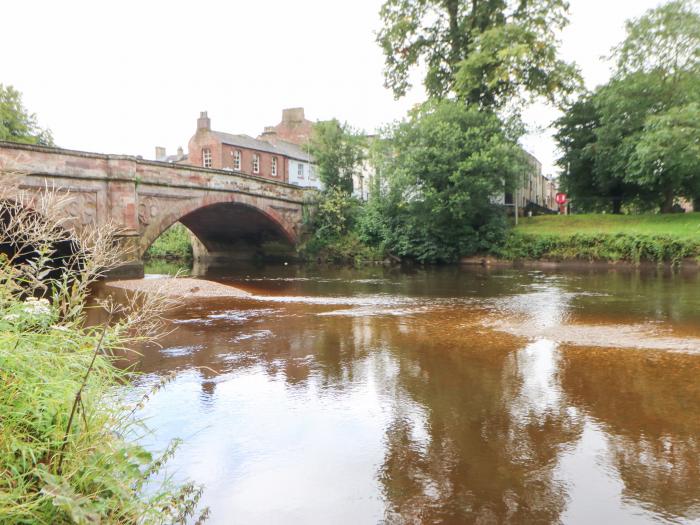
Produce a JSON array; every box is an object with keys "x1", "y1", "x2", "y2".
[{"x1": 106, "y1": 277, "x2": 251, "y2": 299}]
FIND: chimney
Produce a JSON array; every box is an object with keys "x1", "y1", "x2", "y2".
[
  {"x1": 177, "y1": 146, "x2": 183, "y2": 157},
  {"x1": 282, "y1": 107, "x2": 304, "y2": 124},
  {"x1": 197, "y1": 111, "x2": 211, "y2": 131},
  {"x1": 260, "y1": 126, "x2": 277, "y2": 139},
  {"x1": 155, "y1": 146, "x2": 166, "y2": 160}
]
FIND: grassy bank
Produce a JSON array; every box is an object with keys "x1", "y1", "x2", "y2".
[
  {"x1": 0, "y1": 193, "x2": 207, "y2": 524},
  {"x1": 515, "y1": 213, "x2": 700, "y2": 239},
  {"x1": 497, "y1": 213, "x2": 700, "y2": 264}
]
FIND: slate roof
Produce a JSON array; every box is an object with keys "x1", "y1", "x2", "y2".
[
  {"x1": 211, "y1": 131, "x2": 314, "y2": 162},
  {"x1": 268, "y1": 139, "x2": 313, "y2": 163}
]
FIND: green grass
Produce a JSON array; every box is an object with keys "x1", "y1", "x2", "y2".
[
  {"x1": 515, "y1": 213, "x2": 700, "y2": 239},
  {"x1": 145, "y1": 223, "x2": 193, "y2": 260},
  {"x1": 496, "y1": 213, "x2": 700, "y2": 264}
]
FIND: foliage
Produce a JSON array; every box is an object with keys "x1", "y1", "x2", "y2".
[
  {"x1": 497, "y1": 231, "x2": 700, "y2": 265},
  {"x1": 555, "y1": 1, "x2": 700, "y2": 213},
  {"x1": 629, "y1": 102, "x2": 700, "y2": 209},
  {"x1": 376, "y1": 0, "x2": 580, "y2": 107},
  {"x1": 300, "y1": 188, "x2": 381, "y2": 262},
  {"x1": 362, "y1": 100, "x2": 527, "y2": 263},
  {"x1": 0, "y1": 84, "x2": 53, "y2": 146},
  {"x1": 0, "y1": 189, "x2": 207, "y2": 524},
  {"x1": 309, "y1": 119, "x2": 366, "y2": 193},
  {"x1": 613, "y1": 0, "x2": 700, "y2": 78},
  {"x1": 145, "y1": 222, "x2": 193, "y2": 260}
]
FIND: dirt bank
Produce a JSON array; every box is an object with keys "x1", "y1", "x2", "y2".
[{"x1": 106, "y1": 277, "x2": 251, "y2": 299}]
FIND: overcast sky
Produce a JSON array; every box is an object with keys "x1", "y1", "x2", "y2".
[{"x1": 4, "y1": 0, "x2": 665, "y2": 176}]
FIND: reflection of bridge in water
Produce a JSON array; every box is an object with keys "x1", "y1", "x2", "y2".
[{"x1": 0, "y1": 141, "x2": 309, "y2": 277}]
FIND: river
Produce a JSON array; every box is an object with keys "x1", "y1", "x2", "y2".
[{"x1": 116, "y1": 264, "x2": 700, "y2": 524}]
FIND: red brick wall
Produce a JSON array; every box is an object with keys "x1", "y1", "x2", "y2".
[{"x1": 220, "y1": 144, "x2": 287, "y2": 183}]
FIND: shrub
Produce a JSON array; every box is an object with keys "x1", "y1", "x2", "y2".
[
  {"x1": 0, "y1": 189, "x2": 207, "y2": 524},
  {"x1": 496, "y1": 231, "x2": 700, "y2": 265}
]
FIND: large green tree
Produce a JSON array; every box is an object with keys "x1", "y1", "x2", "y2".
[
  {"x1": 376, "y1": 0, "x2": 580, "y2": 108},
  {"x1": 309, "y1": 119, "x2": 366, "y2": 194},
  {"x1": 360, "y1": 100, "x2": 528, "y2": 262},
  {"x1": 556, "y1": 0, "x2": 700, "y2": 213},
  {"x1": 0, "y1": 84, "x2": 53, "y2": 146}
]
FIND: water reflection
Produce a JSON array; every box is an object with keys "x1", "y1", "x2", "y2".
[{"x1": 110, "y1": 266, "x2": 700, "y2": 524}]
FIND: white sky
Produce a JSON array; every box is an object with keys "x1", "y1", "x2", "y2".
[{"x1": 3, "y1": 0, "x2": 665, "y2": 176}]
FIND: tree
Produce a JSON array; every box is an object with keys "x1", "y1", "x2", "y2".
[
  {"x1": 0, "y1": 84, "x2": 53, "y2": 146},
  {"x1": 309, "y1": 119, "x2": 366, "y2": 194},
  {"x1": 614, "y1": 0, "x2": 700, "y2": 79},
  {"x1": 364, "y1": 100, "x2": 528, "y2": 263},
  {"x1": 555, "y1": 94, "x2": 612, "y2": 212},
  {"x1": 555, "y1": 0, "x2": 700, "y2": 213},
  {"x1": 376, "y1": 0, "x2": 580, "y2": 108},
  {"x1": 630, "y1": 103, "x2": 700, "y2": 211}
]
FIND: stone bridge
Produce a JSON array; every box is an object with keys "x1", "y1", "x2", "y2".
[{"x1": 0, "y1": 141, "x2": 309, "y2": 277}]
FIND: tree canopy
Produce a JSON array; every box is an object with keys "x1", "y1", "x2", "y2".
[
  {"x1": 556, "y1": 0, "x2": 700, "y2": 213},
  {"x1": 377, "y1": 0, "x2": 580, "y2": 108},
  {"x1": 360, "y1": 100, "x2": 528, "y2": 262},
  {"x1": 0, "y1": 85, "x2": 53, "y2": 146},
  {"x1": 309, "y1": 119, "x2": 366, "y2": 194}
]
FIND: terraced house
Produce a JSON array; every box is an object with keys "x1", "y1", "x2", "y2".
[{"x1": 185, "y1": 111, "x2": 321, "y2": 189}]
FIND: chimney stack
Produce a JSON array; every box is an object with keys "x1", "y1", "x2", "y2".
[
  {"x1": 155, "y1": 146, "x2": 166, "y2": 161},
  {"x1": 282, "y1": 107, "x2": 304, "y2": 124},
  {"x1": 197, "y1": 111, "x2": 211, "y2": 131}
]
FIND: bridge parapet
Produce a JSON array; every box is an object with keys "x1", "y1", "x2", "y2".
[{"x1": 0, "y1": 141, "x2": 311, "y2": 277}]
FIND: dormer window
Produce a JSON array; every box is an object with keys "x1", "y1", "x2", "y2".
[
  {"x1": 202, "y1": 148, "x2": 212, "y2": 168},
  {"x1": 233, "y1": 150, "x2": 241, "y2": 170},
  {"x1": 252, "y1": 154, "x2": 260, "y2": 174},
  {"x1": 271, "y1": 157, "x2": 278, "y2": 177}
]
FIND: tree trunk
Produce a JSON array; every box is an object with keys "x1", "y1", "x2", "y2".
[
  {"x1": 661, "y1": 189, "x2": 675, "y2": 214},
  {"x1": 612, "y1": 199, "x2": 622, "y2": 215}
]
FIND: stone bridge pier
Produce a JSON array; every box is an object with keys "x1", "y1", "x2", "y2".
[{"x1": 0, "y1": 142, "x2": 309, "y2": 278}]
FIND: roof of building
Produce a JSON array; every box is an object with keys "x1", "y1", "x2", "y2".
[
  {"x1": 266, "y1": 139, "x2": 313, "y2": 163},
  {"x1": 212, "y1": 130, "x2": 314, "y2": 162}
]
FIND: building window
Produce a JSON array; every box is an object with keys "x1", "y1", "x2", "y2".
[
  {"x1": 271, "y1": 157, "x2": 278, "y2": 177},
  {"x1": 252, "y1": 154, "x2": 260, "y2": 174},
  {"x1": 298, "y1": 163, "x2": 304, "y2": 178},
  {"x1": 202, "y1": 148, "x2": 212, "y2": 168},
  {"x1": 233, "y1": 150, "x2": 241, "y2": 170}
]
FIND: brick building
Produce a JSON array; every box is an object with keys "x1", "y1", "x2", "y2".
[
  {"x1": 183, "y1": 111, "x2": 320, "y2": 189},
  {"x1": 259, "y1": 107, "x2": 314, "y2": 146}
]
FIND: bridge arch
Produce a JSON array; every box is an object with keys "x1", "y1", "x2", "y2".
[{"x1": 140, "y1": 193, "x2": 299, "y2": 261}]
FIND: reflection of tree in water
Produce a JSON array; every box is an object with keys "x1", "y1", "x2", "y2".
[
  {"x1": 376, "y1": 315, "x2": 583, "y2": 524},
  {"x1": 560, "y1": 346, "x2": 700, "y2": 520}
]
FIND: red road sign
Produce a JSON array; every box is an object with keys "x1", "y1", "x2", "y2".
[{"x1": 555, "y1": 193, "x2": 567, "y2": 205}]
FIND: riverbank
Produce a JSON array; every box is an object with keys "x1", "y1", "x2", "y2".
[
  {"x1": 107, "y1": 277, "x2": 251, "y2": 298},
  {"x1": 488, "y1": 214, "x2": 700, "y2": 266}
]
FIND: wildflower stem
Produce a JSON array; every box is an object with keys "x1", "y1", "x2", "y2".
[{"x1": 56, "y1": 313, "x2": 112, "y2": 475}]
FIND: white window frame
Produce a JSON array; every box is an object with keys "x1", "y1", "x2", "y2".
[
  {"x1": 202, "y1": 148, "x2": 212, "y2": 168},
  {"x1": 271, "y1": 156, "x2": 277, "y2": 177},
  {"x1": 297, "y1": 162, "x2": 304, "y2": 178},
  {"x1": 252, "y1": 154, "x2": 260, "y2": 174},
  {"x1": 233, "y1": 150, "x2": 241, "y2": 170}
]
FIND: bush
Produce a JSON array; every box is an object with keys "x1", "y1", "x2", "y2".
[
  {"x1": 301, "y1": 189, "x2": 385, "y2": 263},
  {"x1": 0, "y1": 191, "x2": 207, "y2": 524},
  {"x1": 496, "y1": 231, "x2": 700, "y2": 265}
]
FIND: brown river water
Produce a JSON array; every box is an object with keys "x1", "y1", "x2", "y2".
[{"x1": 110, "y1": 264, "x2": 700, "y2": 524}]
